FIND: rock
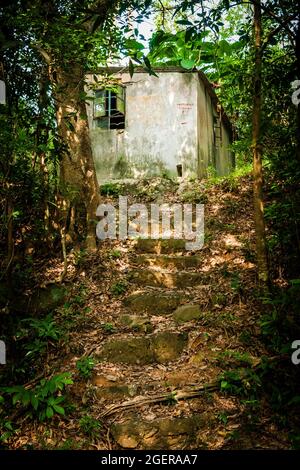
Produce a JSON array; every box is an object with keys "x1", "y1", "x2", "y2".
[
  {"x1": 99, "y1": 337, "x2": 154, "y2": 364},
  {"x1": 164, "y1": 371, "x2": 196, "y2": 386},
  {"x1": 30, "y1": 284, "x2": 67, "y2": 313},
  {"x1": 152, "y1": 331, "x2": 188, "y2": 363},
  {"x1": 173, "y1": 304, "x2": 201, "y2": 323},
  {"x1": 129, "y1": 270, "x2": 204, "y2": 288},
  {"x1": 92, "y1": 375, "x2": 138, "y2": 399},
  {"x1": 114, "y1": 433, "x2": 139, "y2": 449},
  {"x1": 124, "y1": 291, "x2": 181, "y2": 315},
  {"x1": 189, "y1": 351, "x2": 207, "y2": 364},
  {"x1": 120, "y1": 314, "x2": 153, "y2": 333},
  {"x1": 98, "y1": 332, "x2": 188, "y2": 365},
  {"x1": 135, "y1": 255, "x2": 202, "y2": 270},
  {"x1": 135, "y1": 239, "x2": 186, "y2": 254},
  {"x1": 112, "y1": 415, "x2": 205, "y2": 449}
]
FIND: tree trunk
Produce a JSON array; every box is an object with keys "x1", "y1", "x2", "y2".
[
  {"x1": 252, "y1": 0, "x2": 269, "y2": 288},
  {"x1": 53, "y1": 64, "x2": 99, "y2": 251}
]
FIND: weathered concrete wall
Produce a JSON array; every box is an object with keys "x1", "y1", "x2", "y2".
[
  {"x1": 86, "y1": 71, "x2": 233, "y2": 182},
  {"x1": 197, "y1": 78, "x2": 213, "y2": 178},
  {"x1": 196, "y1": 77, "x2": 233, "y2": 178},
  {"x1": 86, "y1": 72, "x2": 199, "y2": 182}
]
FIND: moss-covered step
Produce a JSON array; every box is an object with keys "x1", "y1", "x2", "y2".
[
  {"x1": 124, "y1": 291, "x2": 182, "y2": 315},
  {"x1": 173, "y1": 304, "x2": 202, "y2": 323},
  {"x1": 92, "y1": 375, "x2": 139, "y2": 399},
  {"x1": 98, "y1": 331, "x2": 188, "y2": 365},
  {"x1": 120, "y1": 314, "x2": 153, "y2": 333},
  {"x1": 111, "y1": 414, "x2": 207, "y2": 449},
  {"x1": 134, "y1": 254, "x2": 202, "y2": 270},
  {"x1": 135, "y1": 239, "x2": 186, "y2": 254},
  {"x1": 129, "y1": 270, "x2": 203, "y2": 288}
]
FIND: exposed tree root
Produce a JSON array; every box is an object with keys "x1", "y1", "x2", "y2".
[{"x1": 99, "y1": 381, "x2": 219, "y2": 418}]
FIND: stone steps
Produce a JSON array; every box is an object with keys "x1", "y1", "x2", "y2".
[
  {"x1": 124, "y1": 290, "x2": 183, "y2": 315},
  {"x1": 111, "y1": 414, "x2": 209, "y2": 450},
  {"x1": 97, "y1": 331, "x2": 188, "y2": 365},
  {"x1": 100, "y1": 236, "x2": 213, "y2": 450},
  {"x1": 135, "y1": 238, "x2": 187, "y2": 254},
  {"x1": 134, "y1": 254, "x2": 202, "y2": 270},
  {"x1": 129, "y1": 269, "x2": 204, "y2": 288}
]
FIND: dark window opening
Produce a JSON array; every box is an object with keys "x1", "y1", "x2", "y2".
[
  {"x1": 94, "y1": 86, "x2": 125, "y2": 130},
  {"x1": 176, "y1": 164, "x2": 183, "y2": 177}
]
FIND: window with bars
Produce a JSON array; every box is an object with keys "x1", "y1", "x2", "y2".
[{"x1": 93, "y1": 86, "x2": 125, "y2": 130}]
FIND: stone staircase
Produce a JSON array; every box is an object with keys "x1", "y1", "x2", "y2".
[{"x1": 93, "y1": 238, "x2": 216, "y2": 450}]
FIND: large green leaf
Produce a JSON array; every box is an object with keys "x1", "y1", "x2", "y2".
[{"x1": 180, "y1": 58, "x2": 195, "y2": 69}]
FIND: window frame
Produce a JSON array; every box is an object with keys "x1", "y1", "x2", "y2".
[{"x1": 93, "y1": 85, "x2": 126, "y2": 130}]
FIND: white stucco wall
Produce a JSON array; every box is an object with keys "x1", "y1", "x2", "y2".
[
  {"x1": 86, "y1": 71, "x2": 199, "y2": 182},
  {"x1": 85, "y1": 70, "x2": 233, "y2": 182}
]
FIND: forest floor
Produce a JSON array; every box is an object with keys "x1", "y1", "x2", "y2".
[{"x1": 2, "y1": 175, "x2": 295, "y2": 450}]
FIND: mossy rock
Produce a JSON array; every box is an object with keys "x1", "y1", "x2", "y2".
[
  {"x1": 135, "y1": 254, "x2": 202, "y2": 270},
  {"x1": 135, "y1": 239, "x2": 186, "y2": 254},
  {"x1": 152, "y1": 331, "x2": 188, "y2": 363},
  {"x1": 112, "y1": 414, "x2": 205, "y2": 449},
  {"x1": 173, "y1": 304, "x2": 201, "y2": 323},
  {"x1": 124, "y1": 291, "x2": 181, "y2": 315},
  {"x1": 129, "y1": 270, "x2": 203, "y2": 288},
  {"x1": 30, "y1": 284, "x2": 67, "y2": 313},
  {"x1": 120, "y1": 314, "x2": 153, "y2": 333},
  {"x1": 98, "y1": 331, "x2": 187, "y2": 365},
  {"x1": 92, "y1": 375, "x2": 138, "y2": 399},
  {"x1": 99, "y1": 337, "x2": 154, "y2": 364}
]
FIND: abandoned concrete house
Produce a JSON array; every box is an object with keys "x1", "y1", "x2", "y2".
[{"x1": 85, "y1": 67, "x2": 234, "y2": 182}]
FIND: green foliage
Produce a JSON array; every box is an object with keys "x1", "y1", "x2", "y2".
[
  {"x1": 79, "y1": 415, "x2": 102, "y2": 437},
  {"x1": 27, "y1": 315, "x2": 62, "y2": 341},
  {"x1": 230, "y1": 273, "x2": 242, "y2": 293},
  {"x1": 264, "y1": 159, "x2": 300, "y2": 278},
  {"x1": 73, "y1": 249, "x2": 87, "y2": 267},
  {"x1": 260, "y1": 281, "x2": 300, "y2": 352},
  {"x1": 0, "y1": 419, "x2": 15, "y2": 444},
  {"x1": 217, "y1": 412, "x2": 228, "y2": 425},
  {"x1": 180, "y1": 189, "x2": 208, "y2": 204},
  {"x1": 239, "y1": 331, "x2": 252, "y2": 346},
  {"x1": 109, "y1": 249, "x2": 122, "y2": 259},
  {"x1": 219, "y1": 368, "x2": 261, "y2": 397},
  {"x1": 206, "y1": 163, "x2": 252, "y2": 191},
  {"x1": 1, "y1": 373, "x2": 73, "y2": 421},
  {"x1": 76, "y1": 357, "x2": 95, "y2": 380},
  {"x1": 166, "y1": 391, "x2": 178, "y2": 406},
  {"x1": 15, "y1": 314, "x2": 63, "y2": 362},
  {"x1": 290, "y1": 433, "x2": 300, "y2": 450},
  {"x1": 100, "y1": 183, "x2": 122, "y2": 196},
  {"x1": 216, "y1": 350, "x2": 253, "y2": 368},
  {"x1": 71, "y1": 285, "x2": 88, "y2": 307},
  {"x1": 101, "y1": 323, "x2": 117, "y2": 334},
  {"x1": 110, "y1": 281, "x2": 127, "y2": 296}
]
